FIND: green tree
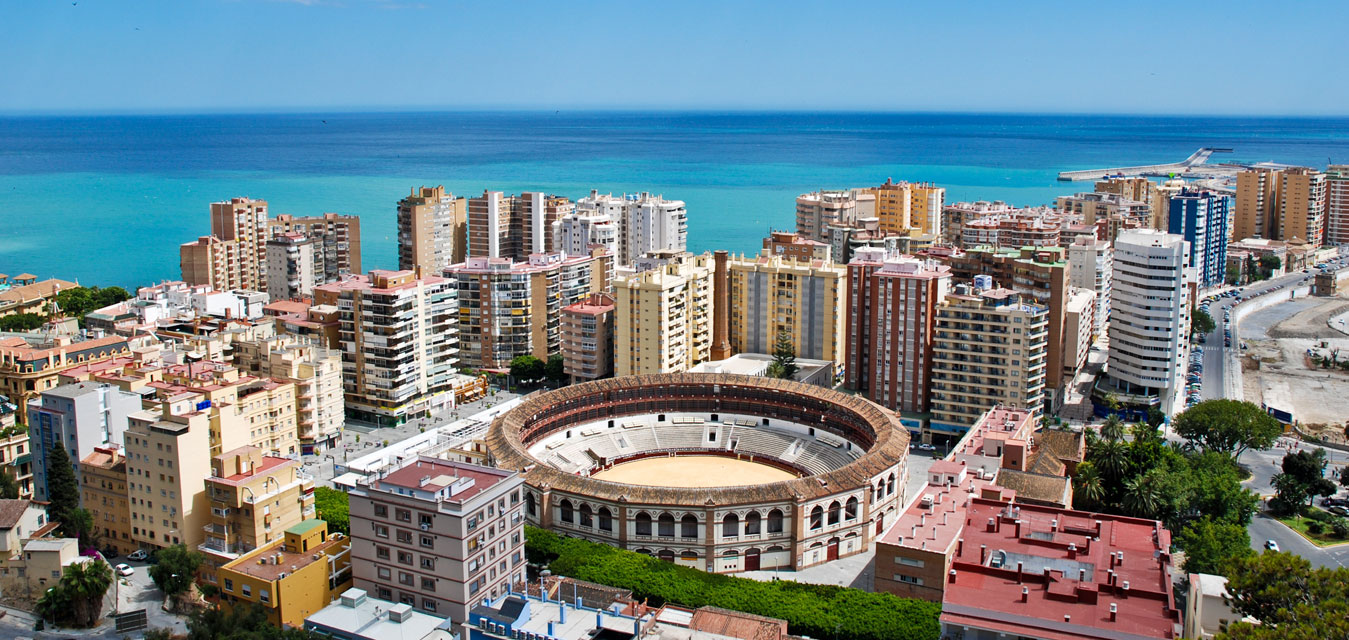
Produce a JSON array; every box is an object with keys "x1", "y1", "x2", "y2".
[
  {"x1": 64, "y1": 559, "x2": 113, "y2": 627},
  {"x1": 1218, "y1": 552, "x2": 1349, "y2": 639},
  {"x1": 0, "y1": 312, "x2": 47, "y2": 332},
  {"x1": 1273, "y1": 448, "x2": 1337, "y2": 510},
  {"x1": 509, "y1": 355, "x2": 545, "y2": 385},
  {"x1": 64, "y1": 507, "x2": 95, "y2": 548},
  {"x1": 149, "y1": 544, "x2": 202, "y2": 598},
  {"x1": 52, "y1": 286, "x2": 132, "y2": 326},
  {"x1": 0, "y1": 464, "x2": 19, "y2": 499},
  {"x1": 1072, "y1": 461, "x2": 1105, "y2": 509},
  {"x1": 1172, "y1": 399, "x2": 1282, "y2": 460},
  {"x1": 1258, "y1": 254, "x2": 1281, "y2": 277},
  {"x1": 1122, "y1": 469, "x2": 1163, "y2": 519},
  {"x1": 187, "y1": 602, "x2": 318, "y2": 640},
  {"x1": 544, "y1": 353, "x2": 567, "y2": 385},
  {"x1": 1176, "y1": 517, "x2": 1251, "y2": 575},
  {"x1": 46, "y1": 444, "x2": 81, "y2": 532},
  {"x1": 1100, "y1": 415, "x2": 1126, "y2": 442},
  {"x1": 1191, "y1": 308, "x2": 1216, "y2": 337},
  {"x1": 766, "y1": 329, "x2": 799, "y2": 380},
  {"x1": 313, "y1": 487, "x2": 349, "y2": 535}
]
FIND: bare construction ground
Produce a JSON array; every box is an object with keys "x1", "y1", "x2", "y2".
[{"x1": 1240, "y1": 294, "x2": 1349, "y2": 440}]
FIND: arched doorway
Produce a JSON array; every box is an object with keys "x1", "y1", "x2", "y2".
[
  {"x1": 658, "y1": 549, "x2": 675, "y2": 563},
  {"x1": 827, "y1": 536, "x2": 840, "y2": 561},
  {"x1": 745, "y1": 547, "x2": 762, "y2": 571}
]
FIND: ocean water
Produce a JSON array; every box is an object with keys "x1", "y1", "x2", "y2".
[{"x1": 3, "y1": 111, "x2": 1349, "y2": 288}]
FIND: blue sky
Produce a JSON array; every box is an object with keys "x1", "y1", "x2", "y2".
[{"x1": 2, "y1": 0, "x2": 1347, "y2": 115}]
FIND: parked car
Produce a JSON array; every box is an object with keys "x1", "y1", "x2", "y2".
[
  {"x1": 1330, "y1": 506, "x2": 1349, "y2": 517},
  {"x1": 115, "y1": 563, "x2": 134, "y2": 577},
  {"x1": 1264, "y1": 540, "x2": 1279, "y2": 552},
  {"x1": 917, "y1": 443, "x2": 937, "y2": 452},
  {"x1": 127, "y1": 549, "x2": 149, "y2": 562}
]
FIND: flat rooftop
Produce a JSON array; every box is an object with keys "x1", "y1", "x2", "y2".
[
  {"x1": 374, "y1": 457, "x2": 514, "y2": 504},
  {"x1": 228, "y1": 532, "x2": 346, "y2": 582}
]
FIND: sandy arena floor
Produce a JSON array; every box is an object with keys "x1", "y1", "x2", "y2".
[{"x1": 592, "y1": 455, "x2": 799, "y2": 488}]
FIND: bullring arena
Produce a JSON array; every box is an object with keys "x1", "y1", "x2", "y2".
[{"x1": 486, "y1": 373, "x2": 910, "y2": 574}]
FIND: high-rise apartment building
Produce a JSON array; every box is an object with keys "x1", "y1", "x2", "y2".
[
  {"x1": 449, "y1": 250, "x2": 610, "y2": 370},
  {"x1": 559, "y1": 190, "x2": 688, "y2": 265},
  {"x1": 314, "y1": 270, "x2": 459, "y2": 427},
  {"x1": 941, "y1": 201, "x2": 1017, "y2": 246},
  {"x1": 1102, "y1": 230, "x2": 1190, "y2": 417},
  {"x1": 929, "y1": 282, "x2": 1048, "y2": 437},
  {"x1": 265, "y1": 233, "x2": 323, "y2": 302},
  {"x1": 560, "y1": 292, "x2": 615, "y2": 384},
  {"x1": 398, "y1": 186, "x2": 467, "y2": 274},
  {"x1": 1062, "y1": 287, "x2": 1096, "y2": 377},
  {"x1": 726, "y1": 254, "x2": 845, "y2": 362},
  {"x1": 1168, "y1": 189, "x2": 1231, "y2": 289},
  {"x1": 180, "y1": 235, "x2": 244, "y2": 291},
  {"x1": 624, "y1": 192, "x2": 689, "y2": 266},
  {"x1": 1, "y1": 335, "x2": 130, "y2": 425},
  {"x1": 231, "y1": 330, "x2": 345, "y2": 454},
  {"x1": 1067, "y1": 238, "x2": 1112, "y2": 338},
  {"x1": 1234, "y1": 166, "x2": 1327, "y2": 245},
  {"x1": 27, "y1": 382, "x2": 140, "y2": 502},
  {"x1": 960, "y1": 207, "x2": 1063, "y2": 249},
  {"x1": 844, "y1": 249, "x2": 951, "y2": 413},
  {"x1": 936, "y1": 246, "x2": 1070, "y2": 411},
  {"x1": 154, "y1": 360, "x2": 300, "y2": 457},
  {"x1": 553, "y1": 205, "x2": 619, "y2": 259},
  {"x1": 200, "y1": 446, "x2": 316, "y2": 584},
  {"x1": 209, "y1": 197, "x2": 270, "y2": 291},
  {"x1": 79, "y1": 445, "x2": 133, "y2": 555},
  {"x1": 269, "y1": 213, "x2": 362, "y2": 278},
  {"x1": 614, "y1": 252, "x2": 714, "y2": 376},
  {"x1": 1326, "y1": 165, "x2": 1349, "y2": 246},
  {"x1": 348, "y1": 457, "x2": 526, "y2": 623},
  {"x1": 467, "y1": 191, "x2": 574, "y2": 261},
  {"x1": 796, "y1": 191, "x2": 861, "y2": 243},
  {"x1": 872, "y1": 178, "x2": 945, "y2": 237},
  {"x1": 125, "y1": 398, "x2": 214, "y2": 549}
]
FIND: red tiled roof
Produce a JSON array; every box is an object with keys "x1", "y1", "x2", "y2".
[{"x1": 0, "y1": 499, "x2": 32, "y2": 529}]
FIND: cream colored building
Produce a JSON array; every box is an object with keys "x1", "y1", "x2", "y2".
[
  {"x1": 269, "y1": 212, "x2": 362, "y2": 277},
  {"x1": 398, "y1": 186, "x2": 467, "y2": 274},
  {"x1": 79, "y1": 445, "x2": 134, "y2": 555},
  {"x1": 180, "y1": 235, "x2": 244, "y2": 291},
  {"x1": 1235, "y1": 166, "x2": 1327, "y2": 245},
  {"x1": 125, "y1": 397, "x2": 214, "y2": 550},
  {"x1": 200, "y1": 446, "x2": 316, "y2": 585},
  {"x1": 211, "y1": 197, "x2": 270, "y2": 291},
  {"x1": 795, "y1": 191, "x2": 860, "y2": 243},
  {"x1": 614, "y1": 252, "x2": 714, "y2": 376},
  {"x1": 726, "y1": 254, "x2": 844, "y2": 363},
  {"x1": 152, "y1": 360, "x2": 299, "y2": 457},
  {"x1": 1062, "y1": 287, "x2": 1096, "y2": 377},
  {"x1": 231, "y1": 330, "x2": 344, "y2": 454},
  {"x1": 929, "y1": 284, "x2": 1048, "y2": 438}
]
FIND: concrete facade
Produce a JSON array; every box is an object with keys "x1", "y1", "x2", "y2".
[
  {"x1": 726, "y1": 254, "x2": 844, "y2": 363},
  {"x1": 26, "y1": 381, "x2": 140, "y2": 502}
]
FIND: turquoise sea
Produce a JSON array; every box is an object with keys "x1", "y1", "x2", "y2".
[{"x1": 2, "y1": 112, "x2": 1349, "y2": 288}]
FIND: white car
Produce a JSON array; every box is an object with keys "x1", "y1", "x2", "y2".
[
  {"x1": 1263, "y1": 540, "x2": 1279, "y2": 552},
  {"x1": 115, "y1": 563, "x2": 134, "y2": 577},
  {"x1": 127, "y1": 549, "x2": 149, "y2": 561},
  {"x1": 917, "y1": 443, "x2": 937, "y2": 452}
]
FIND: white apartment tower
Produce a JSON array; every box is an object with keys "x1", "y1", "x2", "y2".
[{"x1": 1105, "y1": 230, "x2": 1191, "y2": 416}]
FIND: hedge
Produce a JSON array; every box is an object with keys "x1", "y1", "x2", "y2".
[{"x1": 526, "y1": 526, "x2": 941, "y2": 640}]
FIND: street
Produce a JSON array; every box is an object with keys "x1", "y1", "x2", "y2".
[{"x1": 1236, "y1": 437, "x2": 1349, "y2": 569}]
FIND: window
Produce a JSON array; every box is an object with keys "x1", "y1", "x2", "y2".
[
  {"x1": 376, "y1": 546, "x2": 390, "y2": 560},
  {"x1": 767, "y1": 509, "x2": 784, "y2": 534},
  {"x1": 399, "y1": 571, "x2": 414, "y2": 586},
  {"x1": 422, "y1": 599, "x2": 437, "y2": 613},
  {"x1": 828, "y1": 501, "x2": 841, "y2": 525},
  {"x1": 658, "y1": 513, "x2": 675, "y2": 537},
  {"x1": 895, "y1": 556, "x2": 925, "y2": 568},
  {"x1": 421, "y1": 577, "x2": 435, "y2": 591},
  {"x1": 845, "y1": 497, "x2": 859, "y2": 521},
  {"x1": 722, "y1": 513, "x2": 739, "y2": 538},
  {"x1": 378, "y1": 588, "x2": 392, "y2": 600},
  {"x1": 378, "y1": 567, "x2": 391, "y2": 579},
  {"x1": 579, "y1": 504, "x2": 593, "y2": 528},
  {"x1": 241, "y1": 585, "x2": 252, "y2": 597},
  {"x1": 560, "y1": 499, "x2": 574, "y2": 524},
  {"x1": 396, "y1": 509, "x2": 411, "y2": 522},
  {"x1": 895, "y1": 574, "x2": 923, "y2": 585},
  {"x1": 259, "y1": 589, "x2": 270, "y2": 603},
  {"x1": 224, "y1": 579, "x2": 233, "y2": 592},
  {"x1": 421, "y1": 556, "x2": 435, "y2": 570},
  {"x1": 598, "y1": 507, "x2": 613, "y2": 532},
  {"x1": 419, "y1": 513, "x2": 433, "y2": 527},
  {"x1": 680, "y1": 515, "x2": 698, "y2": 539},
  {"x1": 397, "y1": 551, "x2": 413, "y2": 565},
  {"x1": 636, "y1": 513, "x2": 652, "y2": 537},
  {"x1": 397, "y1": 530, "x2": 412, "y2": 543},
  {"x1": 374, "y1": 505, "x2": 388, "y2": 518},
  {"x1": 400, "y1": 593, "x2": 415, "y2": 605},
  {"x1": 745, "y1": 512, "x2": 761, "y2": 535},
  {"x1": 374, "y1": 524, "x2": 389, "y2": 538},
  {"x1": 420, "y1": 535, "x2": 434, "y2": 548}
]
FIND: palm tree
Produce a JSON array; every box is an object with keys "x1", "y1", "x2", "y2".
[
  {"x1": 1073, "y1": 461, "x2": 1106, "y2": 509},
  {"x1": 1101, "y1": 415, "x2": 1125, "y2": 442},
  {"x1": 64, "y1": 559, "x2": 113, "y2": 627},
  {"x1": 1131, "y1": 421, "x2": 1161, "y2": 446},
  {"x1": 1123, "y1": 472, "x2": 1162, "y2": 520},
  {"x1": 1092, "y1": 439, "x2": 1131, "y2": 483}
]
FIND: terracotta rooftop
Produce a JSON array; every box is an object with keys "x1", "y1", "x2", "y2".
[
  {"x1": 210, "y1": 455, "x2": 296, "y2": 486},
  {"x1": 994, "y1": 469, "x2": 1071, "y2": 507},
  {"x1": 375, "y1": 457, "x2": 514, "y2": 504},
  {"x1": 1036, "y1": 430, "x2": 1085, "y2": 465},
  {"x1": 0, "y1": 278, "x2": 78, "y2": 305},
  {"x1": 941, "y1": 498, "x2": 1177, "y2": 640},
  {"x1": 0, "y1": 499, "x2": 33, "y2": 529},
  {"x1": 229, "y1": 533, "x2": 347, "y2": 582},
  {"x1": 688, "y1": 606, "x2": 790, "y2": 640},
  {"x1": 955, "y1": 406, "x2": 1035, "y2": 458},
  {"x1": 879, "y1": 460, "x2": 995, "y2": 552}
]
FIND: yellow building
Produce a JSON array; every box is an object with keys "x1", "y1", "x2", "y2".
[
  {"x1": 613, "y1": 252, "x2": 714, "y2": 376},
  {"x1": 153, "y1": 360, "x2": 300, "y2": 457},
  {"x1": 0, "y1": 335, "x2": 131, "y2": 424},
  {"x1": 79, "y1": 445, "x2": 135, "y2": 555},
  {"x1": 398, "y1": 186, "x2": 468, "y2": 273},
  {"x1": 218, "y1": 520, "x2": 352, "y2": 629},
  {"x1": 0, "y1": 427, "x2": 35, "y2": 499},
  {"x1": 230, "y1": 332, "x2": 344, "y2": 454},
  {"x1": 726, "y1": 254, "x2": 844, "y2": 363},
  {"x1": 872, "y1": 179, "x2": 945, "y2": 237},
  {"x1": 200, "y1": 446, "x2": 316, "y2": 585},
  {"x1": 125, "y1": 397, "x2": 214, "y2": 550},
  {"x1": 1234, "y1": 166, "x2": 1326, "y2": 245},
  {"x1": 0, "y1": 275, "x2": 79, "y2": 318}
]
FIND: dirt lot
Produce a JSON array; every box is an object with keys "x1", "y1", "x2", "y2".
[{"x1": 1240, "y1": 294, "x2": 1349, "y2": 440}]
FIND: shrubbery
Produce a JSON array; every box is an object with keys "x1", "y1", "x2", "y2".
[{"x1": 526, "y1": 527, "x2": 941, "y2": 640}]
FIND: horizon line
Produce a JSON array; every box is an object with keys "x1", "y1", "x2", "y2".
[{"x1": 3, "y1": 106, "x2": 1349, "y2": 119}]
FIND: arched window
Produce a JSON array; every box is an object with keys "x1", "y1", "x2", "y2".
[
  {"x1": 658, "y1": 513, "x2": 676, "y2": 537},
  {"x1": 887, "y1": 473, "x2": 895, "y2": 496},
  {"x1": 658, "y1": 549, "x2": 675, "y2": 563},
  {"x1": 579, "y1": 504, "x2": 593, "y2": 528},
  {"x1": 810, "y1": 506, "x2": 824, "y2": 530},
  {"x1": 722, "y1": 513, "x2": 739, "y2": 538},
  {"x1": 560, "y1": 499, "x2": 574, "y2": 524},
  {"x1": 767, "y1": 509, "x2": 784, "y2": 534},
  {"x1": 526, "y1": 492, "x2": 536, "y2": 517},
  {"x1": 827, "y1": 501, "x2": 841, "y2": 526},
  {"x1": 598, "y1": 507, "x2": 613, "y2": 532},
  {"x1": 845, "y1": 497, "x2": 859, "y2": 520},
  {"x1": 681, "y1": 515, "x2": 698, "y2": 538},
  {"x1": 636, "y1": 512, "x2": 653, "y2": 537},
  {"x1": 874, "y1": 483, "x2": 883, "y2": 503},
  {"x1": 680, "y1": 550, "x2": 699, "y2": 561},
  {"x1": 745, "y1": 512, "x2": 761, "y2": 535}
]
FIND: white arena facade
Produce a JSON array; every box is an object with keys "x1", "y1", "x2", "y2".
[{"x1": 486, "y1": 373, "x2": 910, "y2": 574}]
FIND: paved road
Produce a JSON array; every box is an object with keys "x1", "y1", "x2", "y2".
[
  {"x1": 1236, "y1": 437, "x2": 1349, "y2": 568},
  {"x1": 0, "y1": 557, "x2": 188, "y2": 639}
]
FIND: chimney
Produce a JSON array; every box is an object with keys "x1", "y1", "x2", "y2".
[
  {"x1": 956, "y1": 538, "x2": 963, "y2": 555},
  {"x1": 548, "y1": 621, "x2": 556, "y2": 636},
  {"x1": 710, "y1": 250, "x2": 732, "y2": 361},
  {"x1": 1014, "y1": 519, "x2": 1021, "y2": 538},
  {"x1": 1078, "y1": 568, "x2": 1085, "y2": 581},
  {"x1": 1068, "y1": 542, "x2": 1077, "y2": 560},
  {"x1": 1110, "y1": 603, "x2": 1118, "y2": 622},
  {"x1": 1064, "y1": 615, "x2": 1071, "y2": 624},
  {"x1": 1021, "y1": 586, "x2": 1029, "y2": 602},
  {"x1": 980, "y1": 545, "x2": 988, "y2": 563},
  {"x1": 948, "y1": 569, "x2": 957, "y2": 584},
  {"x1": 1016, "y1": 562, "x2": 1023, "y2": 583},
  {"x1": 559, "y1": 602, "x2": 567, "y2": 624},
  {"x1": 1051, "y1": 519, "x2": 1058, "y2": 532},
  {"x1": 987, "y1": 517, "x2": 996, "y2": 532}
]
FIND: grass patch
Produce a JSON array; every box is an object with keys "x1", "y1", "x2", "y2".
[{"x1": 1275, "y1": 514, "x2": 1349, "y2": 547}]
